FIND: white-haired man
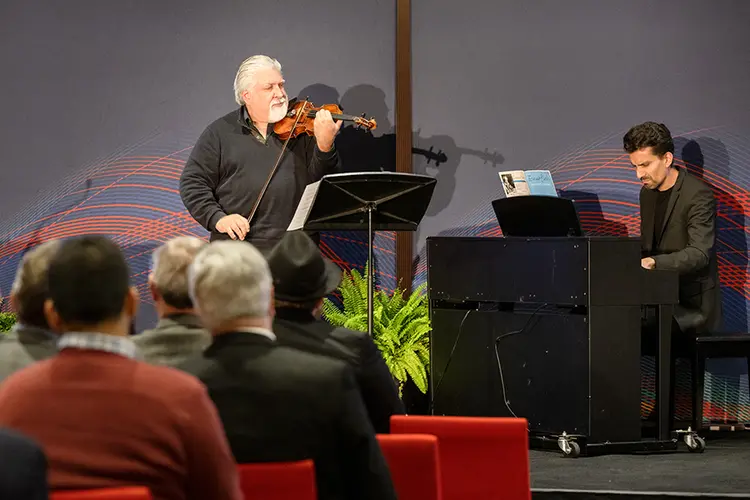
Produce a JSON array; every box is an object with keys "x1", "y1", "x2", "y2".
[
  {"x1": 0, "y1": 240, "x2": 61, "y2": 382},
  {"x1": 179, "y1": 241, "x2": 397, "y2": 500},
  {"x1": 179, "y1": 55, "x2": 342, "y2": 254},
  {"x1": 133, "y1": 236, "x2": 211, "y2": 367}
]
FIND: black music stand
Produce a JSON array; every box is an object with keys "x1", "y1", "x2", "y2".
[
  {"x1": 288, "y1": 172, "x2": 436, "y2": 335},
  {"x1": 492, "y1": 196, "x2": 584, "y2": 237}
]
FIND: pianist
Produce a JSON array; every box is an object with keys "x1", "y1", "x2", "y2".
[{"x1": 624, "y1": 121, "x2": 723, "y2": 336}]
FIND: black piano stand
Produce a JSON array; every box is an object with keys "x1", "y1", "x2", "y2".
[
  {"x1": 427, "y1": 236, "x2": 704, "y2": 457},
  {"x1": 532, "y1": 301, "x2": 704, "y2": 457}
]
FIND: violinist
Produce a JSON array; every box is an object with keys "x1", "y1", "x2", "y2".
[{"x1": 179, "y1": 54, "x2": 343, "y2": 253}]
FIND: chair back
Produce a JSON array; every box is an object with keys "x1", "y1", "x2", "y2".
[
  {"x1": 391, "y1": 415, "x2": 530, "y2": 500},
  {"x1": 238, "y1": 459, "x2": 316, "y2": 500},
  {"x1": 51, "y1": 487, "x2": 151, "y2": 500},
  {"x1": 377, "y1": 433, "x2": 442, "y2": 500}
]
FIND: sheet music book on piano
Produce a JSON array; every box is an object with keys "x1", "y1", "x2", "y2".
[
  {"x1": 287, "y1": 180, "x2": 321, "y2": 231},
  {"x1": 498, "y1": 169, "x2": 558, "y2": 197}
]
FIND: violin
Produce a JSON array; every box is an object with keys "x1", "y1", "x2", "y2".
[
  {"x1": 248, "y1": 99, "x2": 376, "y2": 226},
  {"x1": 273, "y1": 99, "x2": 377, "y2": 140}
]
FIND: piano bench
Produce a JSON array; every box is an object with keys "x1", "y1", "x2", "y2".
[{"x1": 693, "y1": 334, "x2": 750, "y2": 431}]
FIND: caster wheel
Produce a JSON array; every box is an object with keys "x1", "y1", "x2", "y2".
[
  {"x1": 565, "y1": 441, "x2": 581, "y2": 458},
  {"x1": 558, "y1": 438, "x2": 580, "y2": 457},
  {"x1": 687, "y1": 436, "x2": 706, "y2": 453}
]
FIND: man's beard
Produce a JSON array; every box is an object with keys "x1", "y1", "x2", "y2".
[{"x1": 268, "y1": 99, "x2": 289, "y2": 124}]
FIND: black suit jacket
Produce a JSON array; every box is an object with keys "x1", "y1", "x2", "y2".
[
  {"x1": 640, "y1": 168, "x2": 723, "y2": 334},
  {"x1": 0, "y1": 427, "x2": 48, "y2": 499},
  {"x1": 179, "y1": 332, "x2": 396, "y2": 500},
  {"x1": 273, "y1": 308, "x2": 404, "y2": 433}
]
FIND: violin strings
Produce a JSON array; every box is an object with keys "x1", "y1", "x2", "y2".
[{"x1": 303, "y1": 110, "x2": 357, "y2": 121}]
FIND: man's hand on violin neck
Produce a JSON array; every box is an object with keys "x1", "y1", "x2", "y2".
[
  {"x1": 216, "y1": 214, "x2": 250, "y2": 240},
  {"x1": 313, "y1": 109, "x2": 343, "y2": 152}
]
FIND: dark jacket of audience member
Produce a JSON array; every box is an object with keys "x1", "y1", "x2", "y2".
[
  {"x1": 0, "y1": 427, "x2": 48, "y2": 500},
  {"x1": 179, "y1": 240, "x2": 397, "y2": 500},
  {"x1": 268, "y1": 231, "x2": 404, "y2": 433}
]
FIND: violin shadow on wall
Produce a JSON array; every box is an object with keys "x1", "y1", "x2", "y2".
[
  {"x1": 557, "y1": 189, "x2": 629, "y2": 237},
  {"x1": 297, "y1": 83, "x2": 504, "y2": 218},
  {"x1": 412, "y1": 134, "x2": 504, "y2": 217}
]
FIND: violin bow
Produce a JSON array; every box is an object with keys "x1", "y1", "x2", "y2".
[{"x1": 246, "y1": 98, "x2": 309, "y2": 227}]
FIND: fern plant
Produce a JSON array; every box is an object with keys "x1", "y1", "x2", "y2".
[
  {"x1": 0, "y1": 297, "x2": 15, "y2": 333},
  {"x1": 322, "y1": 263, "x2": 431, "y2": 397},
  {"x1": 0, "y1": 313, "x2": 16, "y2": 333}
]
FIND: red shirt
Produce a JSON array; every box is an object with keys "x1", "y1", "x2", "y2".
[{"x1": 0, "y1": 349, "x2": 242, "y2": 500}]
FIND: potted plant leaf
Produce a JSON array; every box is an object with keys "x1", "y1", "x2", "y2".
[
  {"x1": 0, "y1": 299, "x2": 16, "y2": 333},
  {"x1": 322, "y1": 263, "x2": 431, "y2": 397}
]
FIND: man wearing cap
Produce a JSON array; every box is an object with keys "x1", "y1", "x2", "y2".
[{"x1": 267, "y1": 231, "x2": 404, "y2": 433}]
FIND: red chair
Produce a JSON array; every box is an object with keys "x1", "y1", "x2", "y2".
[
  {"x1": 238, "y1": 459, "x2": 317, "y2": 500},
  {"x1": 377, "y1": 433, "x2": 442, "y2": 500},
  {"x1": 391, "y1": 415, "x2": 530, "y2": 500},
  {"x1": 51, "y1": 487, "x2": 151, "y2": 500}
]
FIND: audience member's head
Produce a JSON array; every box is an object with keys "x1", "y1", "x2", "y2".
[
  {"x1": 149, "y1": 236, "x2": 207, "y2": 316},
  {"x1": 10, "y1": 240, "x2": 61, "y2": 329},
  {"x1": 266, "y1": 231, "x2": 342, "y2": 316},
  {"x1": 43, "y1": 235, "x2": 137, "y2": 335},
  {"x1": 188, "y1": 241, "x2": 273, "y2": 333}
]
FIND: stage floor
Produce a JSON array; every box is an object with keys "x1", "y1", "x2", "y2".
[{"x1": 531, "y1": 434, "x2": 750, "y2": 498}]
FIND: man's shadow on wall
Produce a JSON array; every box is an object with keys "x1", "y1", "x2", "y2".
[
  {"x1": 297, "y1": 83, "x2": 504, "y2": 218},
  {"x1": 295, "y1": 84, "x2": 394, "y2": 291},
  {"x1": 675, "y1": 137, "x2": 747, "y2": 334}
]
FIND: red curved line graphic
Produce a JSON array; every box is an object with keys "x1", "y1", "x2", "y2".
[
  {"x1": 41, "y1": 148, "x2": 192, "y2": 234},
  {"x1": 0, "y1": 216, "x2": 197, "y2": 259},
  {"x1": 323, "y1": 233, "x2": 395, "y2": 255}
]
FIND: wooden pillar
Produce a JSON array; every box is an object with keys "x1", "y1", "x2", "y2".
[{"x1": 395, "y1": 0, "x2": 413, "y2": 295}]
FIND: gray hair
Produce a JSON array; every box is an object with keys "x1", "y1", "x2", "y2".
[
  {"x1": 11, "y1": 240, "x2": 62, "y2": 328},
  {"x1": 233, "y1": 55, "x2": 283, "y2": 105},
  {"x1": 151, "y1": 236, "x2": 207, "y2": 309},
  {"x1": 188, "y1": 241, "x2": 272, "y2": 330}
]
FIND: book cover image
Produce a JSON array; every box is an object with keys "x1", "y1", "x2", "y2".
[
  {"x1": 499, "y1": 169, "x2": 557, "y2": 197},
  {"x1": 499, "y1": 170, "x2": 530, "y2": 197},
  {"x1": 525, "y1": 170, "x2": 557, "y2": 197}
]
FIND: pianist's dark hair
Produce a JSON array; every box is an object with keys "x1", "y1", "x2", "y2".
[{"x1": 623, "y1": 121, "x2": 674, "y2": 157}]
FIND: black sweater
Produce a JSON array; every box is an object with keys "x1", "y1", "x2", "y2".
[{"x1": 180, "y1": 107, "x2": 341, "y2": 249}]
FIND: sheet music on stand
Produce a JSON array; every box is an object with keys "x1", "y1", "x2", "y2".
[
  {"x1": 287, "y1": 181, "x2": 321, "y2": 231},
  {"x1": 284, "y1": 172, "x2": 436, "y2": 335}
]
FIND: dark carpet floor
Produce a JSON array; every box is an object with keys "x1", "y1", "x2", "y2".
[{"x1": 531, "y1": 434, "x2": 750, "y2": 497}]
